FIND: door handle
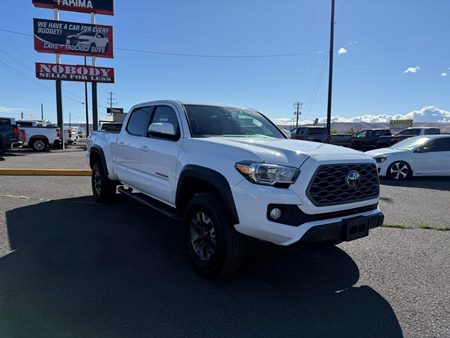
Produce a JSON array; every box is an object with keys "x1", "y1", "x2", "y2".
[{"x1": 141, "y1": 146, "x2": 149, "y2": 152}]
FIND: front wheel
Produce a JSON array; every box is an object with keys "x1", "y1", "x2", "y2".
[
  {"x1": 92, "y1": 162, "x2": 117, "y2": 202},
  {"x1": 184, "y1": 192, "x2": 246, "y2": 279},
  {"x1": 387, "y1": 161, "x2": 411, "y2": 181}
]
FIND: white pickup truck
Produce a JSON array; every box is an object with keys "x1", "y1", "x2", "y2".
[
  {"x1": 16, "y1": 120, "x2": 62, "y2": 151},
  {"x1": 88, "y1": 100, "x2": 384, "y2": 278}
]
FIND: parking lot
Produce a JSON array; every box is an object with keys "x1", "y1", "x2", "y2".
[{"x1": 0, "y1": 150, "x2": 449, "y2": 337}]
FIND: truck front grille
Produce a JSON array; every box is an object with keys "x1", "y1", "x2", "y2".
[{"x1": 307, "y1": 163, "x2": 379, "y2": 206}]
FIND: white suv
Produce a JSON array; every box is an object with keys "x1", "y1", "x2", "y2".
[{"x1": 88, "y1": 101, "x2": 384, "y2": 278}]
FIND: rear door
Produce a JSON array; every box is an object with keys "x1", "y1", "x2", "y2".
[
  {"x1": 115, "y1": 106, "x2": 153, "y2": 188},
  {"x1": 139, "y1": 104, "x2": 182, "y2": 205}
]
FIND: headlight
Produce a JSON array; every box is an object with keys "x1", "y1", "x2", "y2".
[
  {"x1": 235, "y1": 161, "x2": 300, "y2": 186},
  {"x1": 374, "y1": 156, "x2": 387, "y2": 163}
]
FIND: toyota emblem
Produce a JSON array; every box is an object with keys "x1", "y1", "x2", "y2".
[{"x1": 345, "y1": 170, "x2": 361, "y2": 188}]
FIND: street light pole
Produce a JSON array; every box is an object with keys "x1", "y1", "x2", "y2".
[{"x1": 326, "y1": 0, "x2": 335, "y2": 136}]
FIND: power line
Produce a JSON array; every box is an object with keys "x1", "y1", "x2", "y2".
[
  {"x1": 0, "y1": 28, "x2": 324, "y2": 59},
  {"x1": 115, "y1": 47, "x2": 324, "y2": 58},
  {"x1": 305, "y1": 55, "x2": 329, "y2": 118}
]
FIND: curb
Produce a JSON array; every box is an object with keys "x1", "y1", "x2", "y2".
[{"x1": 0, "y1": 169, "x2": 92, "y2": 176}]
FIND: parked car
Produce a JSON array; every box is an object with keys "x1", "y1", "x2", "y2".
[
  {"x1": 88, "y1": 100, "x2": 384, "y2": 278},
  {"x1": 366, "y1": 135, "x2": 450, "y2": 180},
  {"x1": 290, "y1": 126, "x2": 330, "y2": 143},
  {"x1": 329, "y1": 134, "x2": 353, "y2": 147},
  {"x1": 16, "y1": 119, "x2": 62, "y2": 152},
  {"x1": 66, "y1": 31, "x2": 109, "y2": 52},
  {"x1": 352, "y1": 129, "x2": 392, "y2": 151},
  {"x1": 64, "y1": 127, "x2": 79, "y2": 144},
  {"x1": 378, "y1": 127, "x2": 441, "y2": 147},
  {"x1": 0, "y1": 117, "x2": 21, "y2": 155}
]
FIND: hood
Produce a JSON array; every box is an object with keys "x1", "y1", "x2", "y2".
[
  {"x1": 365, "y1": 147, "x2": 408, "y2": 157},
  {"x1": 197, "y1": 137, "x2": 369, "y2": 167}
]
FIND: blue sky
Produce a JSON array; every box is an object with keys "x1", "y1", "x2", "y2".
[{"x1": 0, "y1": 0, "x2": 449, "y2": 123}]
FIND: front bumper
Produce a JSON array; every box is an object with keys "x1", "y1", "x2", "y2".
[
  {"x1": 298, "y1": 211, "x2": 384, "y2": 243},
  {"x1": 231, "y1": 178, "x2": 382, "y2": 246}
]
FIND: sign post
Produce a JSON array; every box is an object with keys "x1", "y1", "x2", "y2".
[{"x1": 33, "y1": 0, "x2": 115, "y2": 139}]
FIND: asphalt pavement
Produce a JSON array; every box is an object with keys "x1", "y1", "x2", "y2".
[{"x1": 0, "y1": 173, "x2": 449, "y2": 337}]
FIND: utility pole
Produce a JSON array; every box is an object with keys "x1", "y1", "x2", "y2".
[
  {"x1": 293, "y1": 102, "x2": 303, "y2": 128},
  {"x1": 107, "y1": 91, "x2": 117, "y2": 108},
  {"x1": 326, "y1": 0, "x2": 336, "y2": 136},
  {"x1": 84, "y1": 56, "x2": 89, "y2": 138},
  {"x1": 69, "y1": 112, "x2": 72, "y2": 129},
  {"x1": 40, "y1": 103, "x2": 44, "y2": 120}
]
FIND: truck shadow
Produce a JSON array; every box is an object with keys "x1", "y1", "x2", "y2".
[
  {"x1": 380, "y1": 177, "x2": 450, "y2": 192},
  {"x1": 1, "y1": 196, "x2": 402, "y2": 337}
]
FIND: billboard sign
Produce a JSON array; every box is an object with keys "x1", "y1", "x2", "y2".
[
  {"x1": 390, "y1": 119, "x2": 413, "y2": 129},
  {"x1": 32, "y1": 0, "x2": 114, "y2": 16},
  {"x1": 107, "y1": 107, "x2": 124, "y2": 114},
  {"x1": 36, "y1": 62, "x2": 115, "y2": 83},
  {"x1": 33, "y1": 18, "x2": 113, "y2": 58}
]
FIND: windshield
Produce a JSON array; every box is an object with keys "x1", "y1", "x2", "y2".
[
  {"x1": 391, "y1": 136, "x2": 430, "y2": 150},
  {"x1": 183, "y1": 105, "x2": 285, "y2": 139}
]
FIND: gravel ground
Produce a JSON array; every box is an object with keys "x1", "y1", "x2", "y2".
[
  {"x1": 380, "y1": 177, "x2": 450, "y2": 228},
  {"x1": 0, "y1": 175, "x2": 449, "y2": 337}
]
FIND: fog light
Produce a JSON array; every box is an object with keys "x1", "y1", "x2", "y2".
[{"x1": 269, "y1": 208, "x2": 282, "y2": 220}]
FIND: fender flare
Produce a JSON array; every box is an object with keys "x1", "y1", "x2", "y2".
[
  {"x1": 90, "y1": 146, "x2": 109, "y2": 176},
  {"x1": 176, "y1": 165, "x2": 239, "y2": 224}
]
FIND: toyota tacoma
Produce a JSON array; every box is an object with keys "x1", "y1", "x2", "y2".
[{"x1": 88, "y1": 100, "x2": 384, "y2": 278}]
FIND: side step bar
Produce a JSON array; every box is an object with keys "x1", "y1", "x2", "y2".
[{"x1": 118, "y1": 186, "x2": 182, "y2": 221}]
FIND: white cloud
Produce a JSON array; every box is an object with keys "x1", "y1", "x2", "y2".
[
  {"x1": 403, "y1": 66, "x2": 420, "y2": 74},
  {"x1": 0, "y1": 106, "x2": 27, "y2": 113},
  {"x1": 441, "y1": 72, "x2": 447, "y2": 77},
  {"x1": 274, "y1": 106, "x2": 450, "y2": 125},
  {"x1": 337, "y1": 48, "x2": 348, "y2": 55}
]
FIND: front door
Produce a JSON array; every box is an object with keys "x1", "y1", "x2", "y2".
[
  {"x1": 413, "y1": 137, "x2": 450, "y2": 175},
  {"x1": 139, "y1": 105, "x2": 182, "y2": 205}
]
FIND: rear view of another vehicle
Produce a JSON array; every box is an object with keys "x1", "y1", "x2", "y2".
[
  {"x1": 0, "y1": 117, "x2": 21, "y2": 155},
  {"x1": 291, "y1": 126, "x2": 330, "y2": 143},
  {"x1": 329, "y1": 134, "x2": 353, "y2": 147}
]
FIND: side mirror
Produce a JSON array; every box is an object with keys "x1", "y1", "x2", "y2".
[
  {"x1": 148, "y1": 122, "x2": 178, "y2": 140},
  {"x1": 415, "y1": 146, "x2": 429, "y2": 153}
]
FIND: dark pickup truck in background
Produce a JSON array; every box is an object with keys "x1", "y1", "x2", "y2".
[
  {"x1": 0, "y1": 117, "x2": 20, "y2": 155},
  {"x1": 351, "y1": 129, "x2": 392, "y2": 151},
  {"x1": 290, "y1": 126, "x2": 331, "y2": 143}
]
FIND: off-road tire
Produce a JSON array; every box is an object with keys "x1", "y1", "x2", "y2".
[
  {"x1": 183, "y1": 192, "x2": 246, "y2": 279},
  {"x1": 92, "y1": 161, "x2": 117, "y2": 203}
]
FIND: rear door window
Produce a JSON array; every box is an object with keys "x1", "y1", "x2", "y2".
[{"x1": 424, "y1": 129, "x2": 440, "y2": 135}]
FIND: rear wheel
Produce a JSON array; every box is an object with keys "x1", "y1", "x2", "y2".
[
  {"x1": 31, "y1": 139, "x2": 48, "y2": 152},
  {"x1": 91, "y1": 162, "x2": 117, "y2": 202},
  {"x1": 184, "y1": 193, "x2": 246, "y2": 279},
  {"x1": 387, "y1": 161, "x2": 411, "y2": 181}
]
